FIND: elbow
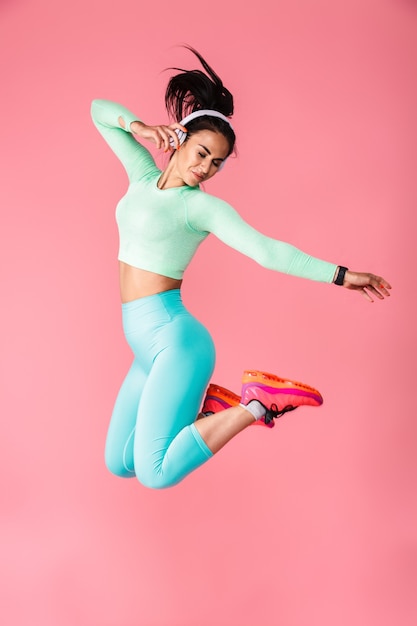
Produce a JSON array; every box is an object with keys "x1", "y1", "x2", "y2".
[
  {"x1": 90, "y1": 99, "x2": 109, "y2": 120},
  {"x1": 90, "y1": 99, "x2": 99, "y2": 121},
  {"x1": 90, "y1": 98, "x2": 103, "y2": 115}
]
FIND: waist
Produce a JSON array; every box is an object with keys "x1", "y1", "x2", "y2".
[
  {"x1": 121, "y1": 288, "x2": 185, "y2": 323},
  {"x1": 119, "y1": 261, "x2": 183, "y2": 303}
]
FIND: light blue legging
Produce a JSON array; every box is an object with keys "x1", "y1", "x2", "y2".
[{"x1": 105, "y1": 289, "x2": 216, "y2": 489}]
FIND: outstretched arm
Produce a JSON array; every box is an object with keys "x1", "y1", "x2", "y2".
[
  {"x1": 187, "y1": 194, "x2": 391, "y2": 301},
  {"x1": 188, "y1": 193, "x2": 338, "y2": 282}
]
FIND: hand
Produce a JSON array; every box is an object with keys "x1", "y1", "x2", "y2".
[
  {"x1": 120, "y1": 117, "x2": 187, "y2": 152},
  {"x1": 342, "y1": 270, "x2": 392, "y2": 303}
]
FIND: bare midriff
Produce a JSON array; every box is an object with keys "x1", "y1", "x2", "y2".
[{"x1": 119, "y1": 261, "x2": 183, "y2": 303}]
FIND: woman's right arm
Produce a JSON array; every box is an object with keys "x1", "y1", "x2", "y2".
[
  {"x1": 90, "y1": 99, "x2": 158, "y2": 182},
  {"x1": 91, "y1": 99, "x2": 187, "y2": 182}
]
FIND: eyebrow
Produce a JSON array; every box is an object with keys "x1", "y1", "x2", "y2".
[{"x1": 198, "y1": 144, "x2": 225, "y2": 161}]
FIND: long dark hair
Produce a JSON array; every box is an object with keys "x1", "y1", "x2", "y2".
[{"x1": 165, "y1": 46, "x2": 236, "y2": 156}]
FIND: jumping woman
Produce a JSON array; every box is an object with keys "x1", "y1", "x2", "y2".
[{"x1": 91, "y1": 47, "x2": 391, "y2": 489}]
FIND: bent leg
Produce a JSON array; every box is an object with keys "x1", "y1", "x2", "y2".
[
  {"x1": 133, "y1": 314, "x2": 216, "y2": 489},
  {"x1": 105, "y1": 358, "x2": 147, "y2": 477}
]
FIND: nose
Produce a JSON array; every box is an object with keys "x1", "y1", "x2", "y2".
[{"x1": 200, "y1": 160, "x2": 212, "y2": 175}]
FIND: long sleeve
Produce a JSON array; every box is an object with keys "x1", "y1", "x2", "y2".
[
  {"x1": 90, "y1": 99, "x2": 159, "y2": 182},
  {"x1": 186, "y1": 192, "x2": 337, "y2": 283}
]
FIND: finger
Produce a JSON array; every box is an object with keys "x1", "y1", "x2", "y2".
[
  {"x1": 367, "y1": 284, "x2": 384, "y2": 300},
  {"x1": 169, "y1": 123, "x2": 188, "y2": 149},
  {"x1": 163, "y1": 128, "x2": 177, "y2": 152},
  {"x1": 371, "y1": 276, "x2": 391, "y2": 298},
  {"x1": 166, "y1": 127, "x2": 180, "y2": 150},
  {"x1": 157, "y1": 127, "x2": 170, "y2": 152},
  {"x1": 170, "y1": 122, "x2": 188, "y2": 133},
  {"x1": 152, "y1": 129, "x2": 162, "y2": 150},
  {"x1": 360, "y1": 288, "x2": 374, "y2": 303},
  {"x1": 377, "y1": 284, "x2": 391, "y2": 297},
  {"x1": 163, "y1": 128, "x2": 172, "y2": 152},
  {"x1": 377, "y1": 277, "x2": 392, "y2": 292}
]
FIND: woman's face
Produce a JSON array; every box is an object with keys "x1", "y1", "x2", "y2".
[{"x1": 176, "y1": 129, "x2": 230, "y2": 186}]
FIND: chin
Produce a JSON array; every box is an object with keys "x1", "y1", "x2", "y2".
[{"x1": 185, "y1": 175, "x2": 200, "y2": 187}]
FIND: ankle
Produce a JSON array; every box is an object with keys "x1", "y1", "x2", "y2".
[{"x1": 239, "y1": 400, "x2": 266, "y2": 421}]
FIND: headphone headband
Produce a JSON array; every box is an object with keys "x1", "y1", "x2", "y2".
[{"x1": 180, "y1": 109, "x2": 233, "y2": 130}]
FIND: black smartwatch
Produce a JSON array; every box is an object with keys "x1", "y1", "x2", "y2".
[{"x1": 334, "y1": 266, "x2": 348, "y2": 286}]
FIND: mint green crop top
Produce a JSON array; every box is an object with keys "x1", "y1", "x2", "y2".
[{"x1": 91, "y1": 99, "x2": 337, "y2": 282}]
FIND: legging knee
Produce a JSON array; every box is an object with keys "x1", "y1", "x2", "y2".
[
  {"x1": 134, "y1": 462, "x2": 178, "y2": 490},
  {"x1": 105, "y1": 448, "x2": 136, "y2": 479},
  {"x1": 133, "y1": 424, "x2": 213, "y2": 489}
]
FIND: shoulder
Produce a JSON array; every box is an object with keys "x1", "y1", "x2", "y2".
[{"x1": 185, "y1": 187, "x2": 236, "y2": 213}]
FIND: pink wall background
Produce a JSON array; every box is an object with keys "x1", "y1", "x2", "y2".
[{"x1": 1, "y1": 0, "x2": 416, "y2": 625}]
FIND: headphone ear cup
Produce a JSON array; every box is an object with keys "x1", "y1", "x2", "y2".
[{"x1": 169, "y1": 128, "x2": 187, "y2": 149}]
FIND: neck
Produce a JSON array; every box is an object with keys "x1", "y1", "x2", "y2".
[{"x1": 157, "y1": 155, "x2": 185, "y2": 190}]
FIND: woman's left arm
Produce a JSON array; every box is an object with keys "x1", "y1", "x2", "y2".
[{"x1": 188, "y1": 194, "x2": 392, "y2": 301}]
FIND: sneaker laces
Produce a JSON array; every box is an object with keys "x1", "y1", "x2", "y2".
[{"x1": 263, "y1": 403, "x2": 297, "y2": 425}]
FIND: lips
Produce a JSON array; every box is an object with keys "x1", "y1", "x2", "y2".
[{"x1": 192, "y1": 171, "x2": 205, "y2": 182}]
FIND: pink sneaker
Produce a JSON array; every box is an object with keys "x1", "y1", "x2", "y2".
[
  {"x1": 241, "y1": 370, "x2": 323, "y2": 426},
  {"x1": 202, "y1": 383, "x2": 275, "y2": 428}
]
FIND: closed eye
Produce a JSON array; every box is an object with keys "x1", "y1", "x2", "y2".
[
  {"x1": 198, "y1": 152, "x2": 222, "y2": 168},
  {"x1": 197, "y1": 145, "x2": 224, "y2": 169}
]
